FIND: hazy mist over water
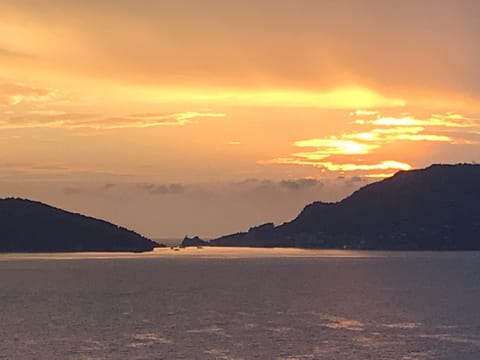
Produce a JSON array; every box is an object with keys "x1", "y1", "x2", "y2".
[{"x1": 2, "y1": 248, "x2": 480, "y2": 359}]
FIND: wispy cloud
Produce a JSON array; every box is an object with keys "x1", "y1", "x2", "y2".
[
  {"x1": 59, "y1": 179, "x2": 324, "y2": 200},
  {"x1": 136, "y1": 183, "x2": 187, "y2": 195},
  {"x1": 61, "y1": 183, "x2": 121, "y2": 196},
  {"x1": 0, "y1": 82, "x2": 54, "y2": 107},
  {"x1": 225, "y1": 141, "x2": 241, "y2": 145},
  {"x1": 367, "y1": 113, "x2": 477, "y2": 128},
  {"x1": 232, "y1": 178, "x2": 324, "y2": 192},
  {"x1": 294, "y1": 138, "x2": 379, "y2": 157},
  {"x1": 279, "y1": 178, "x2": 323, "y2": 191},
  {"x1": 349, "y1": 110, "x2": 379, "y2": 117},
  {"x1": 0, "y1": 111, "x2": 225, "y2": 130},
  {"x1": 262, "y1": 158, "x2": 412, "y2": 173},
  {"x1": 0, "y1": 162, "x2": 75, "y2": 174},
  {"x1": 262, "y1": 110, "x2": 480, "y2": 176},
  {"x1": 102, "y1": 183, "x2": 116, "y2": 190}
]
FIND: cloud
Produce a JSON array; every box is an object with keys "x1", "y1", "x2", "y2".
[
  {"x1": 347, "y1": 175, "x2": 365, "y2": 182},
  {"x1": 2, "y1": 1, "x2": 480, "y2": 96},
  {"x1": 264, "y1": 159, "x2": 412, "y2": 173},
  {"x1": 0, "y1": 82, "x2": 53, "y2": 107},
  {"x1": 262, "y1": 110, "x2": 480, "y2": 176},
  {"x1": 279, "y1": 178, "x2": 323, "y2": 191},
  {"x1": 2, "y1": 113, "x2": 94, "y2": 128},
  {"x1": 0, "y1": 162, "x2": 74, "y2": 175},
  {"x1": 342, "y1": 175, "x2": 369, "y2": 187},
  {"x1": 0, "y1": 111, "x2": 225, "y2": 130},
  {"x1": 232, "y1": 178, "x2": 323, "y2": 192},
  {"x1": 137, "y1": 183, "x2": 187, "y2": 195},
  {"x1": 62, "y1": 183, "x2": 118, "y2": 195},
  {"x1": 294, "y1": 138, "x2": 380, "y2": 157},
  {"x1": 60, "y1": 179, "x2": 324, "y2": 201},
  {"x1": 349, "y1": 110, "x2": 379, "y2": 117},
  {"x1": 231, "y1": 178, "x2": 275, "y2": 191},
  {"x1": 2, "y1": 1, "x2": 480, "y2": 109},
  {"x1": 96, "y1": 112, "x2": 225, "y2": 129},
  {"x1": 364, "y1": 173, "x2": 397, "y2": 179},
  {"x1": 344, "y1": 127, "x2": 452, "y2": 143},
  {"x1": 369, "y1": 114, "x2": 477, "y2": 128},
  {"x1": 102, "y1": 183, "x2": 116, "y2": 190}
]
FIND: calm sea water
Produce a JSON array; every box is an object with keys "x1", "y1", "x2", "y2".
[{"x1": 1, "y1": 248, "x2": 480, "y2": 359}]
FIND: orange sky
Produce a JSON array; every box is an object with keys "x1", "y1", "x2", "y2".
[{"x1": 1, "y1": 1, "x2": 479, "y2": 238}]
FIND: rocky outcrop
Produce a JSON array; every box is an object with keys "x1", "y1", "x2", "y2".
[{"x1": 181, "y1": 236, "x2": 210, "y2": 247}]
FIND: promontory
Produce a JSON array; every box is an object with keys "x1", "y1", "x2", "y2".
[{"x1": 0, "y1": 198, "x2": 157, "y2": 252}]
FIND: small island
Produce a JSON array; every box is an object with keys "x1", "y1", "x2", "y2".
[
  {"x1": 0, "y1": 198, "x2": 158, "y2": 252},
  {"x1": 182, "y1": 164, "x2": 480, "y2": 250}
]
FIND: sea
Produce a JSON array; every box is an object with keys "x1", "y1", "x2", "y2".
[{"x1": 1, "y1": 247, "x2": 480, "y2": 359}]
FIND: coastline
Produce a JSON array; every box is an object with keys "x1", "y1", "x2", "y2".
[{"x1": 2, "y1": 246, "x2": 480, "y2": 261}]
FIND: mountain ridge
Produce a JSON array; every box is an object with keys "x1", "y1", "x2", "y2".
[{"x1": 185, "y1": 163, "x2": 480, "y2": 250}]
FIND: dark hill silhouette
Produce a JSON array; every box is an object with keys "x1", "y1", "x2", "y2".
[
  {"x1": 0, "y1": 198, "x2": 157, "y2": 252},
  {"x1": 181, "y1": 236, "x2": 209, "y2": 247},
  {"x1": 205, "y1": 164, "x2": 480, "y2": 250}
]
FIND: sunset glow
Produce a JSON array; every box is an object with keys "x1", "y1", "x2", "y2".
[
  {"x1": 1, "y1": 1, "x2": 479, "y2": 237},
  {"x1": 263, "y1": 111, "x2": 479, "y2": 177}
]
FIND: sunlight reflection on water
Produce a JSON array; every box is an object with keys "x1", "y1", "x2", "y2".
[
  {"x1": 2, "y1": 246, "x2": 480, "y2": 261},
  {"x1": 1, "y1": 248, "x2": 480, "y2": 359}
]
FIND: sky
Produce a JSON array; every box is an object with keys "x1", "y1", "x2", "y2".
[{"x1": 1, "y1": 0, "x2": 479, "y2": 238}]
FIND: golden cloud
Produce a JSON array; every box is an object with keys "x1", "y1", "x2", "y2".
[
  {"x1": 1, "y1": 1, "x2": 479, "y2": 106},
  {"x1": 294, "y1": 138, "x2": 379, "y2": 156},
  {"x1": 262, "y1": 111, "x2": 480, "y2": 176},
  {"x1": 0, "y1": 111, "x2": 225, "y2": 130},
  {"x1": 369, "y1": 114, "x2": 477, "y2": 128},
  {"x1": 0, "y1": 82, "x2": 53, "y2": 107}
]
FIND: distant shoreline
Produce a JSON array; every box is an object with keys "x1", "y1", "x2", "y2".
[
  {"x1": 3, "y1": 247, "x2": 480, "y2": 262},
  {"x1": 184, "y1": 164, "x2": 480, "y2": 251}
]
